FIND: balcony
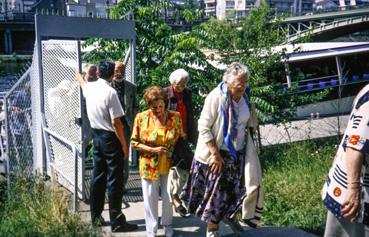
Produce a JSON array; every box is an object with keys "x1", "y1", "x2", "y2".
[{"x1": 205, "y1": 6, "x2": 216, "y2": 13}]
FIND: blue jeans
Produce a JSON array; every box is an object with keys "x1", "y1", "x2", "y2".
[{"x1": 90, "y1": 129, "x2": 125, "y2": 227}]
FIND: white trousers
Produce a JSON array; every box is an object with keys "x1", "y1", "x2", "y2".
[{"x1": 142, "y1": 174, "x2": 173, "y2": 237}]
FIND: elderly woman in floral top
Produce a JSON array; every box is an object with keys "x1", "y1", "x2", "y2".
[{"x1": 131, "y1": 86, "x2": 183, "y2": 237}]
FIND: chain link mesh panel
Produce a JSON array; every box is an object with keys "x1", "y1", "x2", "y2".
[
  {"x1": 122, "y1": 47, "x2": 137, "y2": 127},
  {"x1": 5, "y1": 70, "x2": 33, "y2": 183},
  {"x1": 123, "y1": 47, "x2": 133, "y2": 83},
  {"x1": 41, "y1": 40, "x2": 84, "y2": 198}
]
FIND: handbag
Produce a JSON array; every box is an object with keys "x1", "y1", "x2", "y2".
[{"x1": 172, "y1": 137, "x2": 193, "y2": 171}]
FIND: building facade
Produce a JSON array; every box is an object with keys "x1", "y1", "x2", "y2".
[
  {"x1": 170, "y1": 0, "x2": 204, "y2": 6},
  {"x1": 204, "y1": 0, "x2": 315, "y2": 19},
  {"x1": 66, "y1": 0, "x2": 118, "y2": 17},
  {"x1": 0, "y1": 0, "x2": 35, "y2": 16}
]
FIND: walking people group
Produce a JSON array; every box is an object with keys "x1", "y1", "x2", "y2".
[
  {"x1": 76, "y1": 58, "x2": 369, "y2": 237},
  {"x1": 77, "y1": 60, "x2": 264, "y2": 237}
]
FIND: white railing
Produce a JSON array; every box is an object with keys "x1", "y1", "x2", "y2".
[
  {"x1": 42, "y1": 126, "x2": 79, "y2": 212},
  {"x1": 287, "y1": 15, "x2": 369, "y2": 42}
]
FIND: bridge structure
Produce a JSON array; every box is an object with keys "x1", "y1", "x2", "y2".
[
  {"x1": 0, "y1": 13, "x2": 34, "y2": 54},
  {"x1": 284, "y1": 6, "x2": 369, "y2": 42}
]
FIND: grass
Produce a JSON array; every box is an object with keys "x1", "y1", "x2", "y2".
[
  {"x1": 0, "y1": 176, "x2": 97, "y2": 237},
  {"x1": 261, "y1": 138, "x2": 337, "y2": 235}
]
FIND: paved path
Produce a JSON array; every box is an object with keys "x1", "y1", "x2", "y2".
[
  {"x1": 80, "y1": 199, "x2": 318, "y2": 237},
  {"x1": 79, "y1": 168, "x2": 319, "y2": 236}
]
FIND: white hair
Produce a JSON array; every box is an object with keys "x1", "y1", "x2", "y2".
[
  {"x1": 169, "y1": 68, "x2": 189, "y2": 85},
  {"x1": 222, "y1": 62, "x2": 249, "y2": 84}
]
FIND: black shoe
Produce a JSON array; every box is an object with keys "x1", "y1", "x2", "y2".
[
  {"x1": 112, "y1": 222, "x2": 138, "y2": 232},
  {"x1": 241, "y1": 218, "x2": 257, "y2": 228},
  {"x1": 175, "y1": 204, "x2": 188, "y2": 217}
]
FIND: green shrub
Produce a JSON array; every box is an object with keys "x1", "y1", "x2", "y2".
[
  {"x1": 0, "y1": 177, "x2": 96, "y2": 237},
  {"x1": 0, "y1": 175, "x2": 6, "y2": 209},
  {"x1": 261, "y1": 139, "x2": 337, "y2": 235}
]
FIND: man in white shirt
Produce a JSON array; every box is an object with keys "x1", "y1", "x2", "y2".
[{"x1": 76, "y1": 61, "x2": 137, "y2": 232}]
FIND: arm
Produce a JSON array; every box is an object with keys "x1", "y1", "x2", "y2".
[
  {"x1": 130, "y1": 113, "x2": 167, "y2": 155},
  {"x1": 206, "y1": 139, "x2": 224, "y2": 173},
  {"x1": 112, "y1": 117, "x2": 129, "y2": 159},
  {"x1": 197, "y1": 90, "x2": 218, "y2": 145},
  {"x1": 340, "y1": 147, "x2": 364, "y2": 222},
  {"x1": 198, "y1": 90, "x2": 224, "y2": 173},
  {"x1": 75, "y1": 72, "x2": 86, "y2": 88},
  {"x1": 133, "y1": 143, "x2": 167, "y2": 155},
  {"x1": 340, "y1": 92, "x2": 369, "y2": 222}
]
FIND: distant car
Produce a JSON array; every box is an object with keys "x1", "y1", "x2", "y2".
[{"x1": 305, "y1": 12, "x2": 313, "y2": 15}]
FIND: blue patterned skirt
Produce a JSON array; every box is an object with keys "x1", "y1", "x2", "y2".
[{"x1": 180, "y1": 151, "x2": 247, "y2": 224}]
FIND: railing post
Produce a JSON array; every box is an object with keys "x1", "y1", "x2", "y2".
[{"x1": 73, "y1": 146, "x2": 78, "y2": 212}]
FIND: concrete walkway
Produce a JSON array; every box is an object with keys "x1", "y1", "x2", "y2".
[{"x1": 80, "y1": 199, "x2": 319, "y2": 237}]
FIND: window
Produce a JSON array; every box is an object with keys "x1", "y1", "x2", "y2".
[{"x1": 226, "y1": 1, "x2": 235, "y2": 9}]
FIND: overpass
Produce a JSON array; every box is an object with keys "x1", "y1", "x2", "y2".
[
  {"x1": 0, "y1": 13, "x2": 35, "y2": 54},
  {"x1": 284, "y1": 6, "x2": 369, "y2": 42}
]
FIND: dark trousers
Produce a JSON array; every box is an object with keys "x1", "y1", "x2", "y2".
[{"x1": 90, "y1": 129, "x2": 125, "y2": 227}]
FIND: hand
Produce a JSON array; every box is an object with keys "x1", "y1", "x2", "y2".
[
  {"x1": 76, "y1": 72, "x2": 83, "y2": 81},
  {"x1": 208, "y1": 152, "x2": 224, "y2": 173},
  {"x1": 341, "y1": 187, "x2": 361, "y2": 222},
  {"x1": 122, "y1": 145, "x2": 129, "y2": 159},
  {"x1": 151, "y1": 146, "x2": 168, "y2": 155},
  {"x1": 75, "y1": 72, "x2": 86, "y2": 87}
]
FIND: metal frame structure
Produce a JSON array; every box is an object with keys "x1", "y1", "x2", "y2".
[
  {"x1": 4, "y1": 68, "x2": 32, "y2": 191},
  {"x1": 283, "y1": 7, "x2": 369, "y2": 42},
  {"x1": 32, "y1": 14, "x2": 136, "y2": 206}
]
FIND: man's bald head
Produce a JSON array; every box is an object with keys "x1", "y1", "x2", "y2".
[{"x1": 114, "y1": 61, "x2": 125, "y2": 80}]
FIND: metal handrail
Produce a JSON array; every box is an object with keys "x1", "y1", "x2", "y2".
[
  {"x1": 287, "y1": 14, "x2": 369, "y2": 41},
  {"x1": 42, "y1": 126, "x2": 78, "y2": 212}
]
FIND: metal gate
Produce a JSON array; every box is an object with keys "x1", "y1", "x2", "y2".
[
  {"x1": 19, "y1": 15, "x2": 135, "y2": 207},
  {"x1": 41, "y1": 40, "x2": 84, "y2": 199}
]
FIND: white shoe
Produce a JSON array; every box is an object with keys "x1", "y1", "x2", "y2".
[
  {"x1": 164, "y1": 225, "x2": 174, "y2": 237},
  {"x1": 206, "y1": 230, "x2": 221, "y2": 237}
]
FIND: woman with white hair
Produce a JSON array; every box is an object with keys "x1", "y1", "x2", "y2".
[
  {"x1": 165, "y1": 68, "x2": 197, "y2": 145},
  {"x1": 180, "y1": 62, "x2": 251, "y2": 237},
  {"x1": 164, "y1": 68, "x2": 197, "y2": 217}
]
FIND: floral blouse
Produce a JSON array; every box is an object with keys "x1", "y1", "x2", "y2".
[{"x1": 131, "y1": 109, "x2": 183, "y2": 180}]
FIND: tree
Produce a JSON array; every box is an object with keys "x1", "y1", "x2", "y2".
[
  {"x1": 84, "y1": 1, "x2": 328, "y2": 123},
  {"x1": 83, "y1": 0, "x2": 219, "y2": 115},
  {"x1": 193, "y1": 3, "x2": 329, "y2": 123}
]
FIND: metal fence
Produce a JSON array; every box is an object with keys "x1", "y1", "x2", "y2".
[
  {"x1": 4, "y1": 15, "x2": 136, "y2": 208},
  {"x1": 4, "y1": 69, "x2": 33, "y2": 185}
]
